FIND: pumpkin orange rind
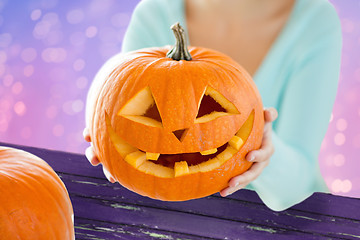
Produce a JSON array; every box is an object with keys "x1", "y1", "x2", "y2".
[
  {"x1": 0, "y1": 147, "x2": 75, "y2": 240},
  {"x1": 86, "y1": 23, "x2": 264, "y2": 201}
]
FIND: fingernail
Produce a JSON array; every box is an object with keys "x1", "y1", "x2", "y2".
[
  {"x1": 230, "y1": 181, "x2": 240, "y2": 188},
  {"x1": 248, "y1": 155, "x2": 255, "y2": 162},
  {"x1": 85, "y1": 147, "x2": 93, "y2": 159},
  {"x1": 271, "y1": 111, "x2": 275, "y2": 119}
]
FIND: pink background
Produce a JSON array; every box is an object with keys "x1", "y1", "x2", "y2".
[{"x1": 0, "y1": 0, "x2": 359, "y2": 197}]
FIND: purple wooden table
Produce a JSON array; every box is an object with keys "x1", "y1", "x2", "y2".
[{"x1": 2, "y1": 142, "x2": 360, "y2": 240}]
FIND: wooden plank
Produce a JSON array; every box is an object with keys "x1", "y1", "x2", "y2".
[
  {"x1": 75, "y1": 217, "x2": 209, "y2": 240},
  {"x1": 0, "y1": 142, "x2": 105, "y2": 178},
  {"x1": 71, "y1": 194, "x2": 327, "y2": 240},
  {"x1": 2, "y1": 142, "x2": 360, "y2": 239},
  {"x1": 58, "y1": 172, "x2": 360, "y2": 240},
  {"x1": 225, "y1": 190, "x2": 360, "y2": 223},
  {"x1": 3, "y1": 142, "x2": 358, "y2": 220}
]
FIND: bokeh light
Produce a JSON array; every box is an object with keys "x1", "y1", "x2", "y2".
[
  {"x1": 0, "y1": 0, "x2": 135, "y2": 155},
  {"x1": 85, "y1": 26, "x2": 98, "y2": 38},
  {"x1": 66, "y1": 9, "x2": 84, "y2": 25},
  {"x1": 0, "y1": 0, "x2": 359, "y2": 198},
  {"x1": 53, "y1": 124, "x2": 64, "y2": 137},
  {"x1": 318, "y1": 0, "x2": 360, "y2": 198},
  {"x1": 11, "y1": 82, "x2": 23, "y2": 95},
  {"x1": 21, "y1": 48, "x2": 37, "y2": 63},
  {"x1": 14, "y1": 101, "x2": 26, "y2": 116},
  {"x1": 30, "y1": 9, "x2": 42, "y2": 21}
]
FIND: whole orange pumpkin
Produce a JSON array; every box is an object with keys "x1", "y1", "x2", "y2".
[
  {"x1": 0, "y1": 147, "x2": 74, "y2": 239},
  {"x1": 86, "y1": 23, "x2": 264, "y2": 201}
]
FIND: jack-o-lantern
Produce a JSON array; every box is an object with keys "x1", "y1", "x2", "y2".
[
  {"x1": 0, "y1": 147, "x2": 74, "y2": 239},
  {"x1": 86, "y1": 23, "x2": 264, "y2": 201}
]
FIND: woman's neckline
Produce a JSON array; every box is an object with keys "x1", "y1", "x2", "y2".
[{"x1": 179, "y1": 0, "x2": 300, "y2": 79}]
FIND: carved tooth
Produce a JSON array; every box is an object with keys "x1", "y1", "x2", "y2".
[
  {"x1": 124, "y1": 151, "x2": 146, "y2": 168},
  {"x1": 174, "y1": 161, "x2": 190, "y2": 177},
  {"x1": 228, "y1": 136, "x2": 244, "y2": 150},
  {"x1": 146, "y1": 152, "x2": 160, "y2": 161},
  {"x1": 200, "y1": 148, "x2": 218, "y2": 155}
]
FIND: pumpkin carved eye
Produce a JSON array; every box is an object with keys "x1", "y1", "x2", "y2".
[
  {"x1": 195, "y1": 86, "x2": 240, "y2": 123},
  {"x1": 118, "y1": 87, "x2": 163, "y2": 128}
]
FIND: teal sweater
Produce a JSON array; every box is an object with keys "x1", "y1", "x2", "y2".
[{"x1": 121, "y1": 0, "x2": 342, "y2": 211}]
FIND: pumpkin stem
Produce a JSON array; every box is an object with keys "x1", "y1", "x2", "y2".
[{"x1": 167, "y1": 22, "x2": 192, "y2": 61}]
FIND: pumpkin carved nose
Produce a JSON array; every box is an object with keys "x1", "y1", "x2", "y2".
[{"x1": 172, "y1": 128, "x2": 189, "y2": 142}]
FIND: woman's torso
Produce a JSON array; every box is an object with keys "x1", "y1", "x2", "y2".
[{"x1": 185, "y1": 0, "x2": 296, "y2": 76}]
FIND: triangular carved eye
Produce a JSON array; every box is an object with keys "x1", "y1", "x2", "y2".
[
  {"x1": 195, "y1": 86, "x2": 239, "y2": 123},
  {"x1": 118, "y1": 87, "x2": 162, "y2": 127}
]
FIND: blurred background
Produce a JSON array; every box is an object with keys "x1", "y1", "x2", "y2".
[{"x1": 0, "y1": 0, "x2": 359, "y2": 198}]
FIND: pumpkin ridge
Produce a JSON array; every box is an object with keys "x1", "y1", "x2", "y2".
[
  {"x1": 93, "y1": 57, "x2": 161, "y2": 177},
  {"x1": 89, "y1": 55, "x2": 138, "y2": 176},
  {"x1": 103, "y1": 60, "x2": 140, "y2": 179},
  {"x1": 1, "y1": 158, "x2": 72, "y2": 238},
  {"x1": 199, "y1": 58, "x2": 257, "y2": 98},
  {"x1": 23, "y1": 174, "x2": 67, "y2": 238}
]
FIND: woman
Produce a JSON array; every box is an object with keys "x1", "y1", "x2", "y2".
[{"x1": 84, "y1": 0, "x2": 342, "y2": 211}]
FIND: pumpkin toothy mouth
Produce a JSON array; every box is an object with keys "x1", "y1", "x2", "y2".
[
  {"x1": 106, "y1": 111, "x2": 254, "y2": 178},
  {"x1": 153, "y1": 142, "x2": 229, "y2": 168}
]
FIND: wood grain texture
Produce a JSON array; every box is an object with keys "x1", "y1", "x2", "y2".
[{"x1": 1, "y1": 142, "x2": 360, "y2": 240}]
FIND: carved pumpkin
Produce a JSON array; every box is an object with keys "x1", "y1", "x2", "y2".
[
  {"x1": 86, "y1": 23, "x2": 264, "y2": 201},
  {"x1": 0, "y1": 147, "x2": 74, "y2": 239}
]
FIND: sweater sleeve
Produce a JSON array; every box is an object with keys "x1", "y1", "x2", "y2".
[
  {"x1": 248, "y1": 2, "x2": 342, "y2": 211},
  {"x1": 121, "y1": 0, "x2": 185, "y2": 53}
]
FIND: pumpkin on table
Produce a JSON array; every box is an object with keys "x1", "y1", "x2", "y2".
[
  {"x1": 0, "y1": 147, "x2": 74, "y2": 240},
  {"x1": 86, "y1": 23, "x2": 264, "y2": 201}
]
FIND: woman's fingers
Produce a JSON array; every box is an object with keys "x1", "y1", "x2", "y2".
[
  {"x1": 85, "y1": 146, "x2": 116, "y2": 183},
  {"x1": 246, "y1": 122, "x2": 274, "y2": 163},
  {"x1": 84, "y1": 131, "x2": 115, "y2": 183},
  {"x1": 246, "y1": 107, "x2": 276, "y2": 162},
  {"x1": 83, "y1": 128, "x2": 91, "y2": 142},
  {"x1": 220, "y1": 182, "x2": 248, "y2": 197},
  {"x1": 103, "y1": 167, "x2": 116, "y2": 183},
  {"x1": 228, "y1": 160, "x2": 269, "y2": 188},
  {"x1": 85, "y1": 146, "x2": 100, "y2": 166},
  {"x1": 221, "y1": 161, "x2": 269, "y2": 196},
  {"x1": 85, "y1": 147, "x2": 116, "y2": 183},
  {"x1": 264, "y1": 107, "x2": 278, "y2": 122},
  {"x1": 221, "y1": 160, "x2": 270, "y2": 196},
  {"x1": 220, "y1": 107, "x2": 278, "y2": 197}
]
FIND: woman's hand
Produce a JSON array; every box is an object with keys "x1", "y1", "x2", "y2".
[
  {"x1": 220, "y1": 107, "x2": 278, "y2": 197},
  {"x1": 83, "y1": 128, "x2": 116, "y2": 183}
]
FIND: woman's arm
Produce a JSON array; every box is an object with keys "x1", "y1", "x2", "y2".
[
  {"x1": 222, "y1": 3, "x2": 342, "y2": 211},
  {"x1": 255, "y1": 33, "x2": 342, "y2": 211}
]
